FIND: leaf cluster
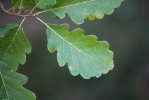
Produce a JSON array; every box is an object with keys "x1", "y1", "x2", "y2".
[{"x1": 0, "y1": 0, "x2": 123, "y2": 99}]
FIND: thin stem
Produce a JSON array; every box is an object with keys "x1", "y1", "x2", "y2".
[
  {"x1": 0, "y1": 2, "x2": 36, "y2": 18},
  {"x1": 2, "y1": 10, "x2": 35, "y2": 18},
  {"x1": 18, "y1": 0, "x2": 23, "y2": 14},
  {"x1": 18, "y1": 17, "x2": 26, "y2": 28},
  {"x1": 36, "y1": 17, "x2": 48, "y2": 27},
  {"x1": 30, "y1": 0, "x2": 42, "y2": 14},
  {"x1": 36, "y1": 9, "x2": 52, "y2": 15},
  {"x1": 7, "y1": 1, "x2": 19, "y2": 12},
  {"x1": 0, "y1": 2, "x2": 6, "y2": 12}
]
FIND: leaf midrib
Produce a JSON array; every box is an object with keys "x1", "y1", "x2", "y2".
[
  {"x1": 46, "y1": 0, "x2": 95, "y2": 12},
  {"x1": 47, "y1": 25, "x2": 100, "y2": 62},
  {"x1": 2, "y1": 28, "x2": 19, "y2": 61},
  {"x1": 0, "y1": 26, "x2": 21, "y2": 99},
  {"x1": 0, "y1": 71, "x2": 9, "y2": 99}
]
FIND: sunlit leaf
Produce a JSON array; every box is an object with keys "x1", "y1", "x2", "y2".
[
  {"x1": 0, "y1": 62, "x2": 36, "y2": 100},
  {"x1": 48, "y1": 0, "x2": 123, "y2": 24},
  {"x1": 0, "y1": 24, "x2": 31, "y2": 71},
  {"x1": 46, "y1": 24, "x2": 114, "y2": 79}
]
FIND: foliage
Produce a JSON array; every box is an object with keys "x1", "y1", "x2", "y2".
[
  {"x1": 0, "y1": 24, "x2": 31, "y2": 71},
  {"x1": 46, "y1": 24, "x2": 113, "y2": 79},
  {"x1": 0, "y1": 0, "x2": 123, "y2": 99},
  {"x1": 0, "y1": 62, "x2": 36, "y2": 100}
]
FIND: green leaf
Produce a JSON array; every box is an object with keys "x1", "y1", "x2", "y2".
[
  {"x1": 34, "y1": 0, "x2": 57, "y2": 9},
  {"x1": 0, "y1": 24, "x2": 31, "y2": 71},
  {"x1": 0, "y1": 62, "x2": 36, "y2": 100},
  {"x1": 49, "y1": 0, "x2": 123, "y2": 24},
  {"x1": 46, "y1": 10, "x2": 59, "y2": 19},
  {"x1": 12, "y1": 0, "x2": 35, "y2": 9},
  {"x1": 46, "y1": 24, "x2": 113, "y2": 79}
]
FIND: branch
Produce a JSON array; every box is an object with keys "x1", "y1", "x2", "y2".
[
  {"x1": 0, "y1": 2, "x2": 36, "y2": 18},
  {"x1": 0, "y1": 2, "x2": 6, "y2": 13}
]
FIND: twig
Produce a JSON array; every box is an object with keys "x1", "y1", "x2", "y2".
[
  {"x1": 0, "y1": 2, "x2": 6, "y2": 13},
  {"x1": 0, "y1": 2, "x2": 37, "y2": 18}
]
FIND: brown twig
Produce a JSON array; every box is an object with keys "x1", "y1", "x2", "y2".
[
  {"x1": 0, "y1": 2, "x2": 37, "y2": 18},
  {"x1": 0, "y1": 2, "x2": 6, "y2": 13}
]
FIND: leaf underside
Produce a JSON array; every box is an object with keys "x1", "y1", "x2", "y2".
[
  {"x1": 46, "y1": 24, "x2": 114, "y2": 79},
  {"x1": 0, "y1": 62, "x2": 36, "y2": 100},
  {"x1": 48, "y1": 0, "x2": 123, "y2": 24}
]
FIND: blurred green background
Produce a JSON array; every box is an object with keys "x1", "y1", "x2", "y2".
[{"x1": 0, "y1": 0, "x2": 149, "y2": 100}]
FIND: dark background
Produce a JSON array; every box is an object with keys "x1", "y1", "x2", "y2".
[{"x1": 0, "y1": 0, "x2": 149, "y2": 100}]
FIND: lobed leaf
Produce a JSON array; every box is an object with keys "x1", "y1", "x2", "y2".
[
  {"x1": 0, "y1": 62, "x2": 36, "y2": 100},
  {"x1": 0, "y1": 24, "x2": 31, "y2": 71},
  {"x1": 34, "y1": 0, "x2": 57, "y2": 9},
  {"x1": 12, "y1": 0, "x2": 35, "y2": 9},
  {"x1": 46, "y1": 24, "x2": 114, "y2": 79},
  {"x1": 48, "y1": 0, "x2": 123, "y2": 24}
]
